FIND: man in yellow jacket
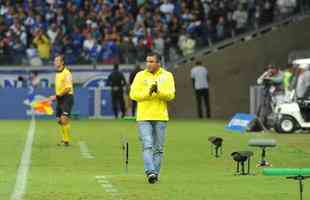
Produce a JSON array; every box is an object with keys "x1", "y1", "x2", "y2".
[{"x1": 130, "y1": 52, "x2": 175, "y2": 184}]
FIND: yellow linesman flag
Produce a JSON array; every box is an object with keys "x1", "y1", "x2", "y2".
[{"x1": 31, "y1": 100, "x2": 54, "y2": 115}]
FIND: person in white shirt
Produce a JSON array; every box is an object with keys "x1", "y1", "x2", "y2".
[
  {"x1": 191, "y1": 61, "x2": 211, "y2": 118},
  {"x1": 178, "y1": 33, "x2": 196, "y2": 56},
  {"x1": 160, "y1": 0, "x2": 175, "y2": 14},
  {"x1": 296, "y1": 67, "x2": 310, "y2": 99},
  {"x1": 26, "y1": 44, "x2": 43, "y2": 67},
  {"x1": 232, "y1": 5, "x2": 248, "y2": 34},
  {"x1": 295, "y1": 66, "x2": 310, "y2": 121},
  {"x1": 153, "y1": 33, "x2": 165, "y2": 60},
  {"x1": 276, "y1": 0, "x2": 296, "y2": 17},
  {"x1": 83, "y1": 34, "x2": 96, "y2": 51},
  {"x1": 47, "y1": 23, "x2": 59, "y2": 44}
]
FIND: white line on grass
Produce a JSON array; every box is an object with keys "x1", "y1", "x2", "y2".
[
  {"x1": 78, "y1": 141, "x2": 95, "y2": 159},
  {"x1": 95, "y1": 176, "x2": 123, "y2": 200},
  {"x1": 10, "y1": 116, "x2": 36, "y2": 200}
]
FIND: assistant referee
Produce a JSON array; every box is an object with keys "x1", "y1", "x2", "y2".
[{"x1": 49, "y1": 55, "x2": 74, "y2": 146}]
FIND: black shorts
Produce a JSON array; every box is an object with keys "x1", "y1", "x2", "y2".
[{"x1": 56, "y1": 94, "x2": 74, "y2": 118}]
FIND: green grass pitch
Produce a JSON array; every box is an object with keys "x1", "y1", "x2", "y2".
[{"x1": 0, "y1": 119, "x2": 309, "y2": 200}]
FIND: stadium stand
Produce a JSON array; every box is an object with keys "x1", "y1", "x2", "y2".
[{"x1": 0, "y1": 0, "x2": 307, "y2": 66}]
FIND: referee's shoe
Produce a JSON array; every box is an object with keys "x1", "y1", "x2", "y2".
[{"x1": 57, "y1": 140, "x2": 70, "y2": 147}]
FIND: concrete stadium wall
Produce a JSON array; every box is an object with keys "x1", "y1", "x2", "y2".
[{"x1": 171, "y1": 17, "x2": 310, "y2": 119}]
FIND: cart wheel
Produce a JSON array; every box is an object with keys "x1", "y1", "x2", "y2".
[{"x1": 276, "y1": 116, "x2": 296, "y2": 133}]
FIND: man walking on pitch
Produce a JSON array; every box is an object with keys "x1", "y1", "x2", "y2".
[
  {"x1": 49, "y1": 55, "x2": 74, "y2": 146},
  {"x1": 130, "y1": 52, "x2": 175, "y2": 184}
]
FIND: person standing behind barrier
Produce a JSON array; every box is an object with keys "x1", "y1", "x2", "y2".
[
  {"x1": 30, "y1": 71, "x2": 40, "y2": 88},
  {"x1": 129, "y1": 65, "x2": 142, "y2": 116},
  {"x1": 107, "y1": 64, "x2": 127, "y2": 118},
  {"x1": 191, "y1": 61, "x2": 211, "y2": 118}
]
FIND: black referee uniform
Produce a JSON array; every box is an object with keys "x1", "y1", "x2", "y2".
[{"x1": 107, "y1": 64, "x2": 127, "y2": 118}]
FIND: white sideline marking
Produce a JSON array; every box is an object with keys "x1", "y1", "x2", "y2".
[
  {"x1": 10, "y1": 117, "x2": 36, "y2": 200},
  {"x1": 79, "y1": 141, "x2": 94, "y2": 159},
  {"x1": 97, "y1": 179, "x2": 109, "y2": 184},
  {"x1": 95, "y1": 176, "x2": 105, "y2": 179},
  {"x1": 95, "y1": 175, "x2": 122, "y2": 200},
  {"x1": 102, "y1": 183, "x2": 113, "y2": 188}
]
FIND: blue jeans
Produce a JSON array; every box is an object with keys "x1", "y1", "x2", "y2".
[{"x1": 138, "y1": 121, "x2": 167, "y2": 175}]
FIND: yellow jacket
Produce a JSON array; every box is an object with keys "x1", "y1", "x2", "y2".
[
  {"x1": 130, "y1": 68, "x2": 175, "y2": 121},
  {"x1": 33, "y1": 35, "x2": 51, "y2": 59}
]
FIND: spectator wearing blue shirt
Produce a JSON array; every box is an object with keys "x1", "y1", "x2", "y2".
[{"x1": 71, "y1": 26, "x2": 84, "y2": 58}]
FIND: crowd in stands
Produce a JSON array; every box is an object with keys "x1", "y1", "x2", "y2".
[{"x1": 0, "y1": 0, "x2": 306, "y2": 66}]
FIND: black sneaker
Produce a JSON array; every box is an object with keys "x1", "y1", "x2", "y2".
[{"x1": 147, "y1": 173, "x2": 157, "y2": 184}]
